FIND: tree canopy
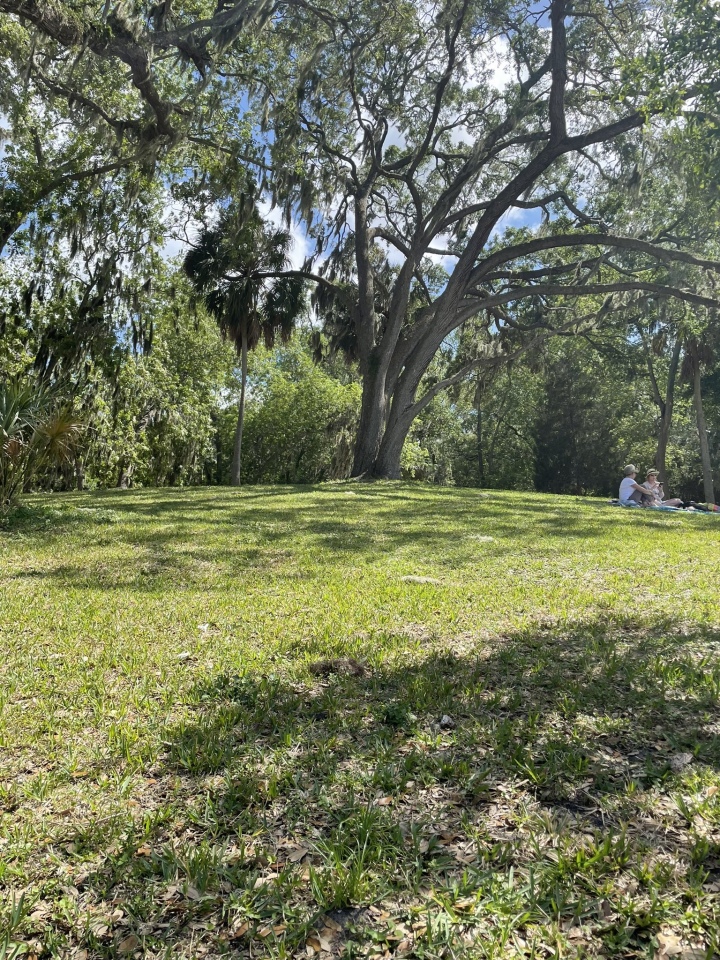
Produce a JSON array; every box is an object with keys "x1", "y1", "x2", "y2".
[
  {"x1": 244, "y1": 0, "x2": 720, "y2": 476},
  {"x1": 1, "y1": 0, "x2": 720, "y2": 496}
]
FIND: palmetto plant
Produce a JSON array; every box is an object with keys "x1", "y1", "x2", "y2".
[
  {"x1": 0, "y1": 380, "x2": 83, "y2": 513},
  {"x1": 184, "y1": 201, "x2": 305, "y2": 485}
]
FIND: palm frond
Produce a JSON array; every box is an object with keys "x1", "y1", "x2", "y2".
[
  {"x1": 183, "y1": 228, "x2": 224, "y2": 292},
  {"x1": 1, "y1": 381, "x2": 84, "y2": 513},
  {"x1": 264, "y1": 277, "x2": 306, "y2": 346},
  {"x1": 33, "y1": 411, "x2": 84, "y2": 465},
  {"x1": 183, "y1": 198, "x2": 305, "y2": 359}
]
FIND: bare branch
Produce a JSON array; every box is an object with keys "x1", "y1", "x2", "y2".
[
  {"x1": 458, "y1": 281, "x2": 720, "y2": 324},
  {"x1": 471, "y1": 232, "x2": 720, "y2": 286}
]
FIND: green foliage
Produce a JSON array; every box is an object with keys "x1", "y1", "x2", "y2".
[
  {"x1": 0, "y1": 379, "x2": 82, "y2": 513},
  {"x1": 532, "y1": 341, "x2": 654, "y2": 495},
  {"x1": 0, "y1": 0, "x2": 262, "y2": 261},
  {"x1": 404, "y1": 330, "x2": 717, "y2": 498},
  {"x1": 183, "y1": 201, "x2": 308, "y2": 483},
  {"x1": 2, "y1": 0, "x2": 720, "y2": 495},
  {"x1": 183, "y1": 202, "x2": 305, "y2": 356},
  {"x1": 83, "y1": 293, "x2": 235, "y2": 488},
  {"x1": 401, "y1": 393, "x2": 464, "y2": 484},
  {"x1": 238, "y1": 344, "x2": 361, "y2": 484},
  {"x1": 0, "y1": 174, "x2": 169, "y2": 383}
]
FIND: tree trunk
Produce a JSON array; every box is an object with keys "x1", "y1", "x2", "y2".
[
  {"x1": 230, "y1": 330, "x2": 248, "y2": 486},
  {"x1": 477, "y1": 405, "x2": 485, "y2": 487},
  {"x1": 367, "y1": 329, "x2": 443, "y2": 479},
  {"x1": 350, "y1": 191, "x2": 390, "y2": 478},
  {"x1": 351, "y1": 362, "x2": 387, "y2": 476},
  {"x1": 475, "y1": 374, "x2": 485, "y2": 486},
  {"x1": 371, "y1": 422, "x2": 405, "y2": 479},
  {"x1": 0, "y1": 219, "x2": 16, "y2": 257},
  {"x1": 372, "y1": 388, "x2": 419, "y2": 479},
  {"x1": 691, "y1": 347, "x2": 715, "y2": 503},
  {"x1": 118, "y1": 462, "x2": 134, "y2": 488},
  {"x1": 655, "y1": 337, "x2": 682, "y2": 484}
]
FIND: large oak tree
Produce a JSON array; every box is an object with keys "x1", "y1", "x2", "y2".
[{"x1": 255, "y1": 0, "x2": 720, "y2": 478}]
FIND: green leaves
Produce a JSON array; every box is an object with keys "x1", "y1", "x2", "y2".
[
  {"x1": 0, "y1": 379, "x2": 83, "y2": 512},
  {"x1": 183, "y1": 201, "x2": 306, "y2": 356},
  {"x1": 239, "y1": 342, "x2": 361, "y2": 483}
]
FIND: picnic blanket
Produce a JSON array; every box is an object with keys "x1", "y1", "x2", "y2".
[{"x1": 608, "y1": 499, "x2": 719, "y2": 514}]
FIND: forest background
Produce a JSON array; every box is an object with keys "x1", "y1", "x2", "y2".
[{"x1": 1, "y1": 0, "x2": 720, "y2": 503}]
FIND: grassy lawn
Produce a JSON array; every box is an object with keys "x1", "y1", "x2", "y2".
[{"x1": 1, "y1": 484, "x2": 720, "y2": 960}]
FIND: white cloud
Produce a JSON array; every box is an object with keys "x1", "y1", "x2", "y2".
[
  {"x1": 160, "y1": 196, "x2": 206, "y2": 262},
  {"x1": 488, "y1": 205, "x2": 542, "y2": 242},
  {"x1": 463, "y1": 36, "x2": 516, "y2": 93},
  {"x1": 258, "y1": 200, "x2": 311, "y2": 270},
  {"x1": 384, "y1": 121, "x2": 407, "y2": 151},
  {"x1": 376, "y1": 238, "x2": 405, "y2": 267},
  {"x1": 161, "y1": 233, "x2": 188, "y2": 260}
]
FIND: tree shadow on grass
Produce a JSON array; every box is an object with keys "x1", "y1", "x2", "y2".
[
  {"x1": 26, "y1": 614, "x2": 719, "y2": 958},
  {"x1": 168, "y1": 612, "x2": 720, "y2": 794},
  {"x1": 7, "y1": 488, "x2": 711, "y2": 595}
]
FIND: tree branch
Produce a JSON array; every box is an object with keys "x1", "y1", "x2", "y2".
[
  {"x1": 458, "y1": 281, "x2": 720, "y2": 324},
  {"x1": 549, "y1": 0, "x2": 568, "y2": 143},
  {"x1": 471, "y1": 232, "x2": 720, "y2": 287},
  {"x1": 410, "y1": 312, "x2": 585, "y2": 419}
]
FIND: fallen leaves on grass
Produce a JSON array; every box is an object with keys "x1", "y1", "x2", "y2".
[
  {"x1": 286, "y1": 844, "x2": 310, "y2": 862},
  {"x1": 656, "y1": 932, "x2": 683, "y2": 958},
  {"x1": 117, "y1": 934, "x2": 140, "y2": 955},
  {"x1": 306, "y1": 931, "x2": 333, "y2": 954},
  {"x1": 669, "y1": 752, "x2": 693, "y2": 772}
]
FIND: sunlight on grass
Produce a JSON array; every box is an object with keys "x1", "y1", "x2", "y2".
[{"x1": 1, "y1": 485, "x2": 719, "y2": 958}]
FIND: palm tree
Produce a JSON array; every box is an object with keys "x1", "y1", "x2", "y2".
[
  {"x1": 183, "y1": 202, "x2": 305, "y2": 485},
  {"x1": 1, "y1": 380, "x2": 82, "y2": 513}
]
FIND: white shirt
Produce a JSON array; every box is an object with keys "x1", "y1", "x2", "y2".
[{"x1": 619, "y1": 477, "x2": 638, "y2": 501}]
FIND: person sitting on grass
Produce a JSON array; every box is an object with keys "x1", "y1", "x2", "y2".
[
  {"x1": 641, "y1": 469, "x2": 684, "y2": 508},
  {"x1": 618, "y1": 465, "x2": 651, "y2": 506}
]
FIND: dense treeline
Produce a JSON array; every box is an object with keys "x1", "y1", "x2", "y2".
[
  {"x1": 1, "y1": 0, "x2": 719, "y2": 509},
  {"x1": 2, "y1": 252, "x2": 716, "y2": 501}
]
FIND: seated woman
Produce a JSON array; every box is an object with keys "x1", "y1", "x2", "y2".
[
  {"x1": 641, "y1": 469, "x2": 684, "y2": 508},
  {"x1": 619, "y1": 465, "x2": 650, "y2": 506}
]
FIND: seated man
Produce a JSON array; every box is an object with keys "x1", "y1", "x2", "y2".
[
  {"x1": 618, "y1": 464, "x2": 649, "y2": 506},
  {"x1": 641, "y1": 468, "x2": 684, "y2": 508}
]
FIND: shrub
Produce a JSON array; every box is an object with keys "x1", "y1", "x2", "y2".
[{"x1": 0, "y1": 380, "x2": 82, "y2": 513}]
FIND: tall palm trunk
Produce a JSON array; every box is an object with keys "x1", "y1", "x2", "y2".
[
  {"x1": 230, "y1": 327, "x2": 248, "y2": 486},
  {"x1": 690, "y1": 342, "x2": 715, "y2": 503}
]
